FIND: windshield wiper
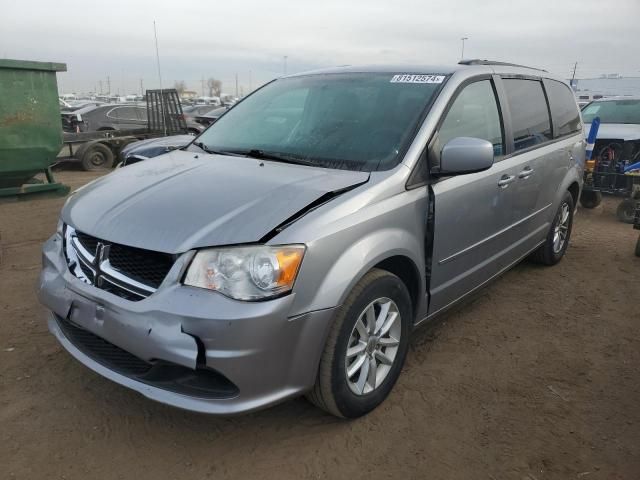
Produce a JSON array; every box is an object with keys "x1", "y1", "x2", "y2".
[
  {"x1": 191, "y1": 143, "x2": 315, "y2": 165},
  {"x1": 191, "y1": 141, "x2": 245, "y2": 157},
  {"x1": 191, "y1": 141, "x2": 214, "y2": 153},
  {"x1": 238, "y1": 149, "x2": 316, "y2": 166}
]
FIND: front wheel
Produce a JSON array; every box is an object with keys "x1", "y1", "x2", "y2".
[
  {"x1": 531, "y1": 191, "x2": 575, "y2": 265},
  {"x1": 306, "y1": 269, "x2": 412, "y2": 418}
]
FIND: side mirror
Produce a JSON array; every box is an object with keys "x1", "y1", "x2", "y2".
[{"x1": 437, "y1": 137, "x2": 494, "y2": 175}]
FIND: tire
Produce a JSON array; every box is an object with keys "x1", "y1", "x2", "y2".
[
  {"x1": 580, "y1": 190, "x2": 602, "y2": 209},
  {"x1": 616, "y1": 199, "x2": 635, "y2": 224},
  {"x1": 635, "y1": 235, "x2": 640, "y2": 257},
  {"x1": 531, "y1": 191, "x2": 575, "y2": 266},
  {"x1": 306, "y1": 268, "x2": 412, "y2": 418},
  {"x1": 81, "y1": 143, "x2": 114, "y2": 171}
]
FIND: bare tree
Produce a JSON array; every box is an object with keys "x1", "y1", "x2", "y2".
[
  {"x1": 174, "y1": 80, "x2": 187, "y2": 94},
  {"x1": 207, "y1": 78, "x2": 222, "y2": 98}
]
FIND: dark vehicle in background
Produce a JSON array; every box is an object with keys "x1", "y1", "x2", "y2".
[
  {"x1": 61, "y1": 103, "x2": 149, "y2": 133},
  {"x1": 183, "y1": 104, "x2": 220, "y2": 118},
  {"x1": 183, "y1": 105, "x2": 227, "y2": 134},
  {"x1": 193, "y1": 106, "x2": 227, "y2": 129},
  {"x1": 580, "y1": 97, "x2": 640, "y2": 222},
  {"x1": 118, "y1": 134, "x2": 194, "y2": 166},
  {"x1": 119, "y1": 106, "x2": 229, "y2": 165}
]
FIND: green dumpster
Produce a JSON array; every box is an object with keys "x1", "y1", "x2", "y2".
[{"x1": 0, "y1": 58, "x2": 69, "y2": 198}]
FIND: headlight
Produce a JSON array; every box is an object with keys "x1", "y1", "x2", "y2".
[{"x1": 183, "y1": 245, "x2": 305, "y2": 300}]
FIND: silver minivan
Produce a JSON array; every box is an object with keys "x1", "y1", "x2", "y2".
[{"x1": 39, "y1": 60, "x2": 584, "y2": 418}]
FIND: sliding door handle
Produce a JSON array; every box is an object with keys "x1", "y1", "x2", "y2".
[
  {"x1": 498, "y1": 175, "x2": 516, "y2": 188},
  {"x1": 518, "y1": 167, "x2": 534, "y2": 179}
]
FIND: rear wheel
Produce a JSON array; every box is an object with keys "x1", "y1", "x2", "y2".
[
  {"x1": 306, "y1": 269, "x2": 412, "y2": 418},
  {"x1": 531, "y1": 191, "x2": 574, "y2": 265},
  {"x1": 580, "y1": 190, "x2": 602, "y2": 209},
  {"x1": 81, "y1": 143, "x2": 114, "y2": 171},
  {"x1": 616, "y1": 199, "x2": 635, "y2": 224}
]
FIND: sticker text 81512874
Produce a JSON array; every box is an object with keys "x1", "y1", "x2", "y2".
[{"x1": 390, "y1": 74, "x2": 445, "y2": 84}]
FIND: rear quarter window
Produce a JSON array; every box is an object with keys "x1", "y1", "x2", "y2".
[
  {"x1": 107, "y1": 107, "x2": 138, "y2": 121},
  {"x1": 503, "y1": 79, "x2": 552, "y2": 152},
  {"x1": 545, "y1": 80, "x2": 581, "y2": 136}
]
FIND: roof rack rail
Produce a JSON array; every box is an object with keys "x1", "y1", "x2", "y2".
[{"x1": 458, "y1": 59, "x2": 547, "y2": 72}]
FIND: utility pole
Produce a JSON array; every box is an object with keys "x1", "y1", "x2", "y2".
[
  {"x1": 140, "y1": 78, "x2": 144, "y2": 96},
  {"x1": 283, "y1": 55, "x2": 288, "y2": 75},
  {"x1": 153, "y1": 20, "x2": 166, "y2": 136},
  {"x1": 460, "y1": 37, "x2": 468, "y2": 60},
  {"x1": 107, "y1": 76, "x2": 111, "y2": 95}
]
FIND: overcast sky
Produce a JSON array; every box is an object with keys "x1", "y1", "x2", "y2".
[{"x1": 2, "y1": 0, "x2": 638, "y2": 95}]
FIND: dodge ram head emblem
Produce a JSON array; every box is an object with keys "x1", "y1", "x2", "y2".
[{"x1": 93, "y1": 242, "x2": 111, "y2": 287}]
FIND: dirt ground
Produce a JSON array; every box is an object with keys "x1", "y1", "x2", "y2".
[{"x1": 1, "y1": 169, "x2": 639, "y2": 480}]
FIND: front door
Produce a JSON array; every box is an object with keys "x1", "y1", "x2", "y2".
[{"x1": 427, "y1": 78, "x2": 521, "y2": 315}]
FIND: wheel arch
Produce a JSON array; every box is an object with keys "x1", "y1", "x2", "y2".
[
  {"x1": 373, "y1": 255, "x2": 422, "y2": 319},
  {"x1": 289, "y1": 224, "x2": 428, "y2": 321},
  {"x1": 553, "y1": 169, "x2": 582, "y2": 218},
  {"x1": 567, "y1": 181, "x2": 580, "y2": 208}
]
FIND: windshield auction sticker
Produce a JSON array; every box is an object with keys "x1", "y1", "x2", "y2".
[{"x1": 390, "y1": 74, "x2": 445, "y2": 84}]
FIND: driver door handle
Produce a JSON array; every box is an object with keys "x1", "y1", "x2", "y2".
[
  {"x1": 518, "y1": 167, "x2": 534, "y2": 179},
  {"x1": 498, "y1": 174, "x2": 516, "y2": 188}
]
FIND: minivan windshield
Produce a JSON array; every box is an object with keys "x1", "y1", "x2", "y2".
[
  {"x1": 194, "y1": 73, "x2": 445, "y2": 171},
  {"x1": 581, "y1": 99, "x2": 640, "y2": 125}
]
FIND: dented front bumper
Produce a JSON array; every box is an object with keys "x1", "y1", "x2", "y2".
[{"x1": 38, "y1": 234, "x2": 335, "y2": 414}]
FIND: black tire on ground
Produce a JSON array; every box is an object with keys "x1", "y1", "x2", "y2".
[
  {"x1": 531, "y1": 191, "x2": 575, "y2": 266},
  {"x1": 616, "y1": 199, "x2": 636, "y2": 224},
  {"x1": 306, "y1": 268, "x2": 412, "y2": 418},
  {"x1": 81, "y1": 143, "x2": 114, "y2": 171},
  {"x1": 635, "y1": 235, "x2": 640, "y2": 257},
  {"x1": 580, "y1": 190, "x2": 602, "y2": 209}
]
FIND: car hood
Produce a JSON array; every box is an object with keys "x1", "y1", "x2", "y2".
[
  {"x1": 584, "y1": 123, "x2": 640, "y2": 141},
  {"x1": 63, "y1": 150, "x2": 369, "y2": 253},
  {"x1": 121, "y1": 135, "x2": 194, "y2": 158}
]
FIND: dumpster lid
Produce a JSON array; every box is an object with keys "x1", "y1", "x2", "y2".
[{"x1": 0, "y1": 58, "x2": 67, "y2": 72}]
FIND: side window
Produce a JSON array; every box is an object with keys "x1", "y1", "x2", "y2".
[
  {"x1": 545, "y1": 80, "x2": 581, "y2": 136},
  {"x1": 436, "y1": 80, "x2": 504, "y2": 160},
  {"x1": 503, "y1": 79, "x2": 552, "y2": 151},
  {"x1": 106, "y1": 107, "x2": 120, "y2": 120},
  {"x1": 136, "y1": 107, "x2": 148, "y2": 121},
  {"x1": 109, "y1": 106, "x2": 137, "y2": 121}
]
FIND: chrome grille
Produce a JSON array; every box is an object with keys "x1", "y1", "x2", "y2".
[{"x1": 63, "y1": 225, "x2": 174, "y2": 301}]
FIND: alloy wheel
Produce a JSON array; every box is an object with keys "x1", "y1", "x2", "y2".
[
  {"x1": 553, "y1": 202, "x2": 570, "y2": 253},
  {"x1": 345, "y1": 297, "x2": 401, "y2": 395}
]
